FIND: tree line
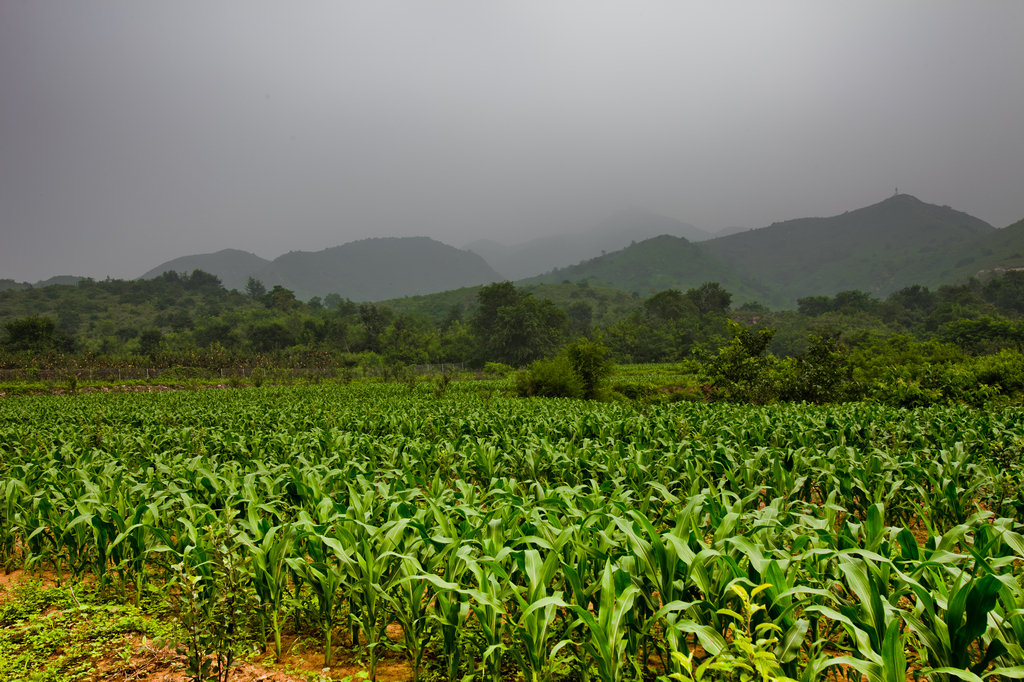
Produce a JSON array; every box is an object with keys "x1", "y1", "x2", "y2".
[{"x1": 3, "y1": 269, "x2": 1024, "y2": 403}]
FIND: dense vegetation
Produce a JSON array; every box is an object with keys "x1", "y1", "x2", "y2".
[
  {"x1": 1, "y1": 385, "x2": 1023, "y2": 680},
  {"x1": 3, "y1": 266, "x2": 1024, "y2": 406}
]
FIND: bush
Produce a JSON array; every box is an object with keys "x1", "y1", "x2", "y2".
[
  {"x1": 564, "y1": 338, "x2": 614, "y2": 399},
  {"x1": 483, "y1": 362, "x2": 514, "y2": 378},
  {"x1": 512, "y1": 339, "x2": 614, "y2": 399},
  {"x1": 513, "y1": 356, "x2": 583, "y2": 398},
  {"x1": 700, "y1": 324, "x2": 781, "y2": 403},
  {"x1": 973, "y1": 349, "x2": 1024, "y2": 393}
]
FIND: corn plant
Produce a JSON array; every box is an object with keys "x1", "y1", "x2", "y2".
[{"x1": 240, "y1": 519, "x2": 296, "y2": 662}]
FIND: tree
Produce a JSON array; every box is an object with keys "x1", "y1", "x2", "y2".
[
  {"x1": 797, "y1": 296, "x2": 833, "y2": 317},
  {"x1": 246, "y1": 277, "x2": 266, "y2": 300},
  {"x1": 832, "y1": 290, "x2": 876, "y2": 314},
  {"x1": 195, "y1": 322, "x2": 239, "y2": 349},
  {"x1": 564, "y1": 338, "x2": 614, "y2": 399},
  {"x1": 248, "y1": 322, "x2": 295, "y2": 352},
  {"x1": 788, "y1": 333, "x2": 855, "y2": 403},
  {"x1": 491, "y1": 297, "x2": 568, "y2": 366},
  {"x1": 567, "y1": 301, "x2": 593, "y2": 336},
  {"x1": 472, "y1": 282, "x2": 522, "y2": 341},
  {"x1": 264, "y1": 285, "x2": 297, "y2": 311},
  {"x1": 702, "y1": 322, "x2": 779, "y2": 403},
  {"x1": 644, "y1": 290, "x2": 693, "y2": 322},
  {"x1": 359, "y1": 304, "x2": 393, "y2": 353},
  {"x1": 186, "y1": 269, "x2": 223, "y2": 290},
  {"x1": 3, "y1": 315, "x2": 74, "y2": 353},
  {"x1": 138, "y1": 329, "x2": 163, "y2": 358},
  {"x1": 686, "y1": 282, "x2": 732, "y2": 316},
  {"x1": 470, "y1": 282, "x2": 571, "y2": 366}
]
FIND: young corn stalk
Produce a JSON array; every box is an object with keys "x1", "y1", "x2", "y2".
[
  {"x1": 565, "y1": 559, "x2": 641, "y2": 682},
  {"x1": 286, "y1": 530, "x2": 349, "y2": 667},
  {"x1": 241, "y1": 520, "x2": 296, "y2": 662},
  {"x1": 342, "y1": 517, "x2": 409, "y2": 682},
  {"x1": 499, "y1": 548, "x2": 572, "y2": 682}
]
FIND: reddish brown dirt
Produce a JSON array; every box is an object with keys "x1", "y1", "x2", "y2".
[{"x1": 0, "y1": 570, "x2": 414, "y2": 681}]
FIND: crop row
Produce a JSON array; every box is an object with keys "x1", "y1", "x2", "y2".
[{"x1": 1, "y1": 385, "x2": 1023, "y2": 680}]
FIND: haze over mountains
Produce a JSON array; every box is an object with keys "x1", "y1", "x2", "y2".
[
  {"x1": 97, "y1": 194, "x2": 1024, "y2": 307},
  {"x1": 529, "y1": 194, "x2": 1019, "y2": 306},
  {"x1": 464, "y1": 208, "x2": 711, "y2": 280},
  {"x1": 140, "y1": 238, "x2": 501, "y2": 302}
]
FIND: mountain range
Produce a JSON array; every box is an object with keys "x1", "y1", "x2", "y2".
[
  {"x1": 140, "y1": 237, "x2": 501, "y2": 302},
  {"x1": 106, "y1": 194, "x2": 1024, "y2": 307},
  {"x1": 530, "y1": 194, "x2": 1017, "y2": 307}
]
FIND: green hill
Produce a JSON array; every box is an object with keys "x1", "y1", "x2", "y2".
[
  {"x1": 140, "y1": 249, "x2": 271, "y2": 292},
  {"x1": 259, "y1": 237, "x2": 501, "y2": 301},
  {"x1": 521, "y1": 234, "x2": 770, "y2": 303},
  {"x1": 942, "y1": 216, "x2": 1024, "y2": 280},
  {"x1": 0, "y1": 280, "x2": 31, "y2": 293},
  {"x1": 466, "y1": 208, "x2": 711, "y2": 280},
  {"x1": 0, "y1": 276, "x2": 85, "y2": 292},
  {"x1": 700, "y1": 194, "x2": 995, "y2": 305},
  {"x1": 140, "y1": 238, "x2": 502, "y2": 301}
]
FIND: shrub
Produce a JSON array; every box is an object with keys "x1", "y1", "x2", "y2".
[
  {"x1": 513, "y1": 356, "x2": 584, "y2": 398},
  {"x1": 483, "y1": 362, "x2": 514, "y2": 378},
  {"x1": 973, "y1": 349, "x2": 1024, "y2": 393},
  {"x1": 564, "y1": 338, "x2": 614, "y2": 399}
]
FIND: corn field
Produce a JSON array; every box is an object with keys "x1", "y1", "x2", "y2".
[{"x1": 2, "y1": 383, "x2": 1024, "y2": 681}]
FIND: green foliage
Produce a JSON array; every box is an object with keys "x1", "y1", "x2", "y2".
[
  {"x1": 703, "y1": 193, "x2": 997, "y2": 307},
  {"x1": 246, "y1": 277, "x2": 267, "y2": 300},
  {"x1": 701, "y1": 323, "x2": 780, "y2": 403},
  {"x1": 3, "y1": 315, "x2": 75, "y2": 353},
  {"x1": 564, "y1": 337, "x2": 615, "y2": 399},
  {"x1": 482, "y1": 361, "x2": 514, "y2": 377},
  {"x1": 168, "y1": 519, "x2": 250, "y2": 682},
  {"x1": 263, "y1": 284, "x2": 297, "y2": 311},
  {"x1": 780, "y1": 332, "x2": 857, "y2": 403},
  {"x1": 2, "y1": 386, "x2": 1024, "y2": 679},
  {"x1": 513, "y1": 338, "x2": 614, "y2": 399},
  {"x1": 4, "y1": 260, "x2": 1024, "y2": 410},
  {"x1": 0, "y1": 580, "x2": 171, "y2": 682},
  {"x1": 525, "y1": 234, "x2": 764, "y2": 303},
  {"x1": 670, "y1": 584, "x2": 796, "y2": 682},
  {"x1": 513, "y1": 355, "x2": 584, "y2": 398},
  {"x1": 472, "y1": 282, "x2": 569, "y2": 366}
]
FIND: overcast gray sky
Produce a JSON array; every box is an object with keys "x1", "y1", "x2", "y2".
[{"x1": 2, "y1": 1, "x2": 1023, "y2": 282}]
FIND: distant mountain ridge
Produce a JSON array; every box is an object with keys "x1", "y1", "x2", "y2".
[
  {"x1": 141, "y1": 237, "x2": 501, "y2": 301},
  {"x1": 700, "y1": 194, "x2": 996, "y2": 304},
  {"x1": 515, "y1": 195, "x2": 1020, "y2": 307},
  {"x1": 140, "y1": 249, "x2": 271, "y2": 292},
  {"x1": 465, "y1": 208, "x2": 710, "y2": 280},
  {"x1": 522, "y1": 234, "x2": 769, "y2": 302},
  {"x1": 0, "y1": 275, "x2": 85, "y2": 292},
  {"x1": 115, "y1": 196, "x2": 1024, "y2": 307}
]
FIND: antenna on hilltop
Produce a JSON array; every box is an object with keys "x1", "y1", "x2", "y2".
[{"x1": 894, "y1": 186, "x2": 898, "y2": 195}]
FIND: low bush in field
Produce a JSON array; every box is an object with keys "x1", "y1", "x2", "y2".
[
  {"x1": 514, "y1": 338, "x2": 614, "y2": 399},
  {"x1": 514, "y1": 355, "x2": 584, "y2": 398}
]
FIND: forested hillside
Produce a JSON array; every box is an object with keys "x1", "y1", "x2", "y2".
[
  {"x1": 140, "y1": 237, "x2": 501, "y2": 301},
  {"x1": 523, "y1": 234, "x2": 769, "y2": 302},
  {"x1": 466, "y1": 207, "x2": 710, "y2": 280},
  {"x1": 700, "y1": 194, "x2": 996, "y2": 304}
]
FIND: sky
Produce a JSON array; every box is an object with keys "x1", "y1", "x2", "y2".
[{"x1": 2, "y1": 1, "x2": 1023, "y2": 282}]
